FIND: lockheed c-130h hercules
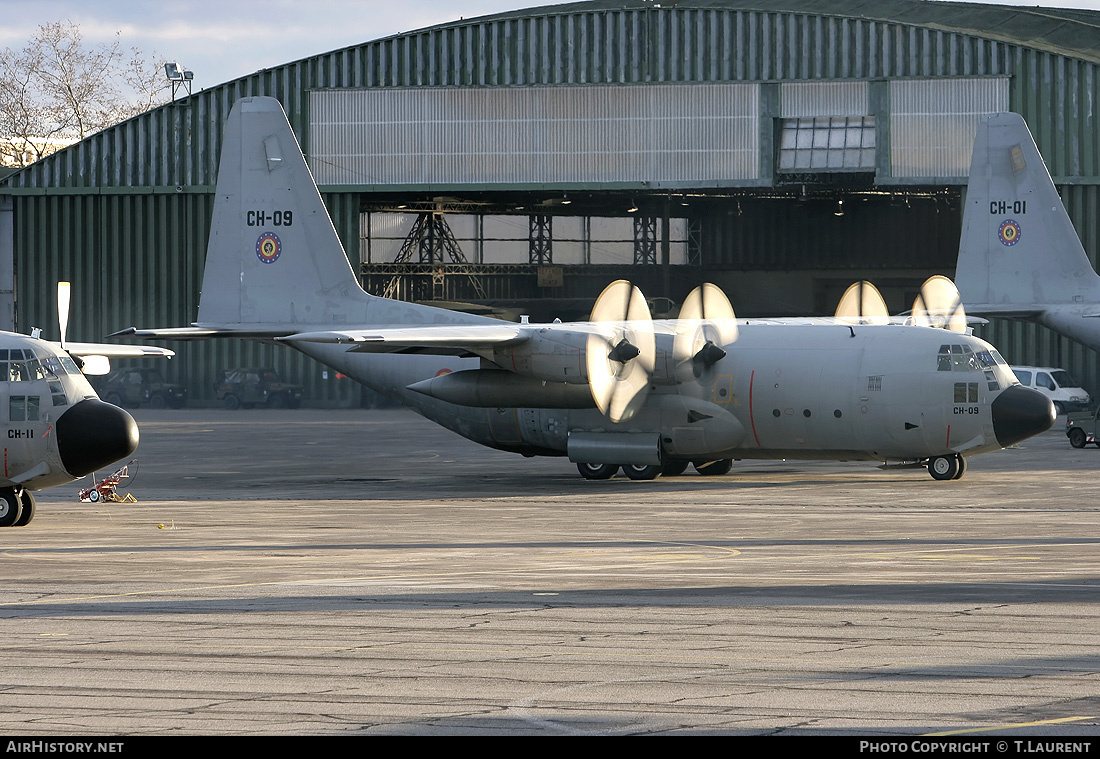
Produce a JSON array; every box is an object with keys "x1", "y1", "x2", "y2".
[
  {"x1": 114, "y1": 97, "x2": 1055, "y2": 481},
  {"x1": 0, "y1": 282, "x2": 174, "y2": 526}
]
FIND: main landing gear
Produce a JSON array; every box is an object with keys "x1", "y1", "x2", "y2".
[
  {"x1": 576, "y1": 459, "x2": 733, "y2": 480},
  {"x1": 0, "y1": 487, "x2": 36, "y2": 527},
  {"x1": 927, "y1": 454, "x2": 967, "y2": 481}
]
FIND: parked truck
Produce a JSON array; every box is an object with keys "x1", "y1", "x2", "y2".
[{"x1": 1065, "y1": 406, "x2": 1100, "y2": 448}]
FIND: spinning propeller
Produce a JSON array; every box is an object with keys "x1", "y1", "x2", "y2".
[
  {"x1": 673, "y1": 282, "x2": 737, "y2": 384},
  {"x1": 834, "y1": 280, "x2": 889, "y2": 324},
  {"x1": 912, "y1": 275, "x2": 967, "y2": 332},
  {"x1": 586, "y1": 280, "x2": 655, "y2": 423}
]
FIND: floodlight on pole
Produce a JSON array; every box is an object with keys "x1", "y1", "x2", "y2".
[{"x1": 164, "y1": 62, "x2": 195, "y2": 100}]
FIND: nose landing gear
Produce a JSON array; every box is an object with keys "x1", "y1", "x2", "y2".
[{"x1": 927, "y1": 454, "x2": 967, "y2": 481}]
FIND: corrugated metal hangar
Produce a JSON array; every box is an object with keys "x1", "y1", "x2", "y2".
[{"x1": 2, "y1": 0, "x2": 1100, "y2": 405}]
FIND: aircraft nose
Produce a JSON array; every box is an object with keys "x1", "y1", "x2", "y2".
[
  {"x1": 991, "y1": 384, "x2": 1056, "y2": 447},
  {"x1": 55, "y1": 399, "x2": 139, "y2": 477}
]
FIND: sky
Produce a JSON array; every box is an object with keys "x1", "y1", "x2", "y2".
[{"x1": 3, "y1": 0, "x2": 1099, "y2": 92}]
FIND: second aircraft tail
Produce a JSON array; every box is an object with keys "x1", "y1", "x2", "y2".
[{"x1": 955, "y1": 112, "x2": 1100, "y2": 312}]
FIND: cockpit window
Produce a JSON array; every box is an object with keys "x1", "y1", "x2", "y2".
[
  {"x1": 937, "y1": 344, "x2": 981, "y2": 372},
  {"x1": 940, "y1": 344, "x2": 1013, "y2": 390}
]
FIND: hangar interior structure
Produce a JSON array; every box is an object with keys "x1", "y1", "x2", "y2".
[{"x1": 2, "y1": 0, "x2": 1100, "y2": 405}]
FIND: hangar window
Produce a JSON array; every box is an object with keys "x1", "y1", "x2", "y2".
[{"x1": 778, "y1": 117, "x2": 876, "y2": 173}]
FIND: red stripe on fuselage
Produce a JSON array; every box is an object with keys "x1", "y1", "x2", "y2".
[{"x1": 749, "y1": 370, "x2": 761, "y2": 447}]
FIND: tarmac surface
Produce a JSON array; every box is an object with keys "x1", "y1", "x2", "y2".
[{"x1": 1, "y1": 407, "x2": 1099, "y2": 736}]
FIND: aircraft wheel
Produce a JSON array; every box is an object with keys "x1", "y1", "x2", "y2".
[
  {"x1": 928, "y1": 455, "x2": 960, "y2": 481},
  {"x1": 622, "y1": 463, "x2": 661, "y2": 481},
  {"x1": 661, "y1": 460, "x2": 690, "y2": 477},
  {"x1": 15, "y1": 491, "x2": 35, "y2": 526},
  {"x1": 694, "y1": 459, "x2": 733, "y2": 476},
  {"x1": 0, "y1": 489, "x2": 22, "y2": 527},
  {"x1": 224, "y1": 394, "x2": 241, "y2": 411},
  {"x1": 577, "y1": 463, "x2": 618, "y2": 480},
  {"x1": 952, "y1": 456, "x2": 968, "y2": 480},
  {"x1": 1069, "y1": 428, "x2": 1087, "y2": 448}
]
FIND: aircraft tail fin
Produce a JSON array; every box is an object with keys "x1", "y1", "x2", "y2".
[
  {"x1": 196, "y1": 97, "x2": 371, "y2": 328},
  {"x1": 955, "y1": 112, "x2": 1100, "y2": 308}
]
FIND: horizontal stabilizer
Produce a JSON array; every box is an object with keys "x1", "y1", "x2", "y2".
[
  {"x1": 63, "y1": 341, "x2": 175, "y2": 358},
  {"x1": 278, "y1": 324, "x2": 528, "y2": 351},
  {"x1": 111, "y1": 326, "x2": 298, "y2": 340}
]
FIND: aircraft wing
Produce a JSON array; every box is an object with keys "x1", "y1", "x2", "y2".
[
  {"x1": 964, "y1": 305, "x2": 1045, "y2": 319},
  {"x1": 62, "y1": 341, "x2": 175, "y2": 358},
  {"x1": 278, "y1": 324, "x2": 530, "y2": 353}
]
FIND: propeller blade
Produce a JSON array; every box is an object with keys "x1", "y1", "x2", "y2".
[
  {"x1": 57, "y1": 281, "x2": 71, "y2": 349},
  {"x1": 673, "y1": 283, "x2": 736, "y2": 383},
  {"x1": 585, "y1": 280, "x2": 655, "y2": 423},
  {"x1": 912, "y1": 275, "x2": 967, "y2": 333},
  {"x1": 835, "y1": 280, "x2": 889, "y2": 324}
]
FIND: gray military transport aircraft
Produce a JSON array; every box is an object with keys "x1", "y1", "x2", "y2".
[
  {"x1": 114, "y1": 97, "x2": 1054, "y2": 481},
  {"x1": 956, "y1": 112, "x2": 1100, "y2": 352},
  {"x1": 0, "y1": 282, "x2": 174, "y2": 527}
]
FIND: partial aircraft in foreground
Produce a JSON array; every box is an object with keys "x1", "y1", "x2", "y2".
[
  {"x1": 115, "y1": 97, "x2": 1054, "y2": 481},
  {"x1": 956, "y1": 112, "x2": 1100, "y2": 351},
  {"x1": 0, "y1": 283, "x2": 174, "y2": 526}
]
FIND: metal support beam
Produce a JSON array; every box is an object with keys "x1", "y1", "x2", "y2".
[
  {"x1": 633, "y1": 215, "x2": 657, "y2": 266},
  {"x1": 385, "y1": 211, "x2": 486, "y2": 300},
  {"x1": 529, "y1": 214, "x2": 553, "y2": 265},
  {"x1": 686, "y1": 217, "x2": 703, "y2": 266}
]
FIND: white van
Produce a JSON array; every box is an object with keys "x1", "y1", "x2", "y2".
[{"x1": 1010, "y1": 366, "x2": 1090, "y2": 414}]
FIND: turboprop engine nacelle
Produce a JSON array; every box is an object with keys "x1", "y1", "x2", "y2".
[{"x1": 490, "y1": 331, "x2": 678, "y2": 385}]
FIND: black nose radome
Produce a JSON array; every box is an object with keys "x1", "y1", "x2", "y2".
[
  {"x1": 56, "y1": 399, "x2": 139, "y2": 477},
  {"x1": 992, "y1": 385, "x2": 1055, "y2": 448}
]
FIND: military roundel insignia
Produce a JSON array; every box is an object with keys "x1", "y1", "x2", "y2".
[
  {"x1": 998, "y1": 219, "x2": 1021, "y2": 246},
  {"x1": 256, "y1": 232, "x2": 282, "y2": 264}
]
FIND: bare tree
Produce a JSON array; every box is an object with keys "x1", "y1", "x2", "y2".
[{"x1": 0, "y1": 21, "x2": 172, "y2": 167}]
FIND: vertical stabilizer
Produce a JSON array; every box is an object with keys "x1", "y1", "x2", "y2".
[
  {"x1": 197, "y1": 97, "x2": 370, "y2": 327},
  {"x1": 955, "y1": 113, "x2": 1100, "y2": 308}
]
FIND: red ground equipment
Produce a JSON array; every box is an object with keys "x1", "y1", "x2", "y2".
[{"x1": 79, "y1": 460, "x2": 137, "y2": 503}]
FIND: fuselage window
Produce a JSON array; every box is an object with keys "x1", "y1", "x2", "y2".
[
  {"x1": 10, "y1": 395, "x2": 40, "y2": 422},
  {"x1": 49, "y1": 380, "x2": 67, "y2": 406},
  {"x1": 953, "y1": 382, "x2": 979, "y2": 403}
]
